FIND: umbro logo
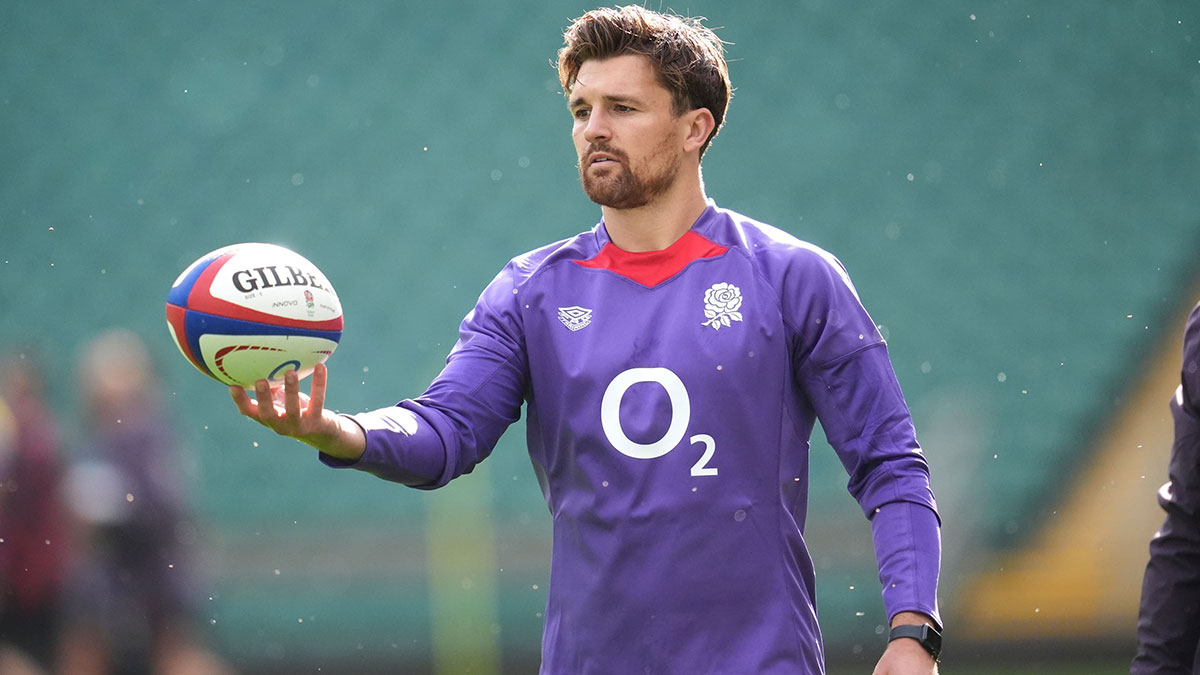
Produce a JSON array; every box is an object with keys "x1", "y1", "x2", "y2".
[{"x1": 558, "y1": 306, "x2": 593, "y2": 332}]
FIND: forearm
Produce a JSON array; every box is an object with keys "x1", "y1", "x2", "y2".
[
  {"x1": 321, "y1": 403, "x2": 449, "y2": 487},
  {"x1": 871, "y1": 500, "x2": 942, "y2": 628}
]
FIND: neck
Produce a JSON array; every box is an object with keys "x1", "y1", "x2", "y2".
[{"x1": 601, "y1": 172, "x2": 709, "y2": 252}]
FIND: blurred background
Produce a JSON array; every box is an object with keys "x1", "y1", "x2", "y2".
[{"x1": 1, "y1": 0, "x2": 1198, "y2": 673}]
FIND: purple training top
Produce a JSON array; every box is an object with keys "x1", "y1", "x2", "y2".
[{"x1": 326, "y1": 202, "x2": 941, "y2": 674}]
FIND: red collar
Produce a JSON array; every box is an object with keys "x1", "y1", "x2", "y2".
[{"x1": 575, "y1": 231, "x2": 728, "y2": 287}]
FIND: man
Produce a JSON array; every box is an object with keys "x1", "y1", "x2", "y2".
[
  {"x1": 1133, "y1": 301, "x2": 1200, "y2": 674},
  {"x1": 232, "y1": 6, "x2": 942, "y2": 674}
]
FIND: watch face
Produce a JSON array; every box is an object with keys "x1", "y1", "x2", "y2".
[{"x1": 920, "y1": 625, "x2": 942, "y2": 657}]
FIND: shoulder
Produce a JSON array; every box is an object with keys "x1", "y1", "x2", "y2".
[
  {"x1": 1186, "y1": 301, "x2": 1200, "y2": 342},
  {"x1": 477, "y1": 226, "x2": 603, "y2": 303},
  {"x1": 1182, "y1": 300, "x2": 1200, "y2": 409},
  {"x1": 700, "y1": 204, "x2": 857, "y2": 296},
  {"x1": 702, "y1": 204, "x2": 881, "y2": 357}
]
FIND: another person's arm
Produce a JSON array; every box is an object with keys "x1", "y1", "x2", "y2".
[{"x1": 1133, "y1": 301, "x2": 1200, "y2": 673}]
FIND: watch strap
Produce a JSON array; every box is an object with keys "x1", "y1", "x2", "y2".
[{"x1": 888, "y1": 623, "x2": 942, "y2": 659}]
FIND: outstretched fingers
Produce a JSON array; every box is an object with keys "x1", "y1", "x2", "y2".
[
  {"x1": 230, "y1": 367, "x2": 331, "y2": 440},
  {"x1": 230, "y1": 384, "x2": 257, "y2": 417},
  {"x1": 227, "y1": 366, "x2": 353, "y2": 457},
  {"x1": 283, "y1": 370, "x2": 302, "y2": 420},
  {"x1": 307, "y1": 363, "x2": 328, "y2": 419},
  {"x1": 253, "y1": 378, "x2": 276, "y2": 423}
]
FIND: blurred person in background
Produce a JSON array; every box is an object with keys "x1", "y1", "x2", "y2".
[
  {"x1": 0, "y1": 353, "x2": 70, "y2": 675},
  {"x1": 1133, "y1": 300, "x2": 1200, "y2": 674},
  {"x1": 59, "y1": 328, "x2": 230, "y2": 675}
]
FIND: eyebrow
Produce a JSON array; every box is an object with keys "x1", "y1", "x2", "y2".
[{"x1": 567, "y1": 93, "x2": 647, "y2": 110}]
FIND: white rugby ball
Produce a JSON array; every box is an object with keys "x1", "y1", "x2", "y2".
[{"x1": 165, "y1": 243, "x2": 343, "y2": 388}]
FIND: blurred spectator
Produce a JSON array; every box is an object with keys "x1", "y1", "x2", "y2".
[
  {"x1": 58, "y1": 329, "x2": 230, "y2": 675},
  {"x1": 0, "y1": 353, "x2": 70, "y2": 675}
]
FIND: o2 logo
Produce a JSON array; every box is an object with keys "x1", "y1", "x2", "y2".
[{"x1": 600, "y1": 367, "x2": 718, "y2": 477}]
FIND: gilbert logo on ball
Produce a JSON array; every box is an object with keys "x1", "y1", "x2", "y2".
[{"x1": 165, "y1": 243, "x2": 343, "y2": 388}]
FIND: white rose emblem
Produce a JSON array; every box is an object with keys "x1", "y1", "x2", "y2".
[{"x1": 702, "y1": 282, "x2": 744, "y2": 330}]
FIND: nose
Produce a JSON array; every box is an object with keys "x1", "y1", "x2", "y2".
[{"x1": 583, "y1": 109, "x2": 610, "y2": 144}]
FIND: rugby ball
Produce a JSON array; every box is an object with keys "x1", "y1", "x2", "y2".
[{"x1": 165, "y1": 243, "x2": 343, "y2": 388}]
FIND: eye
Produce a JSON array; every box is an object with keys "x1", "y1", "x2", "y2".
[
  {"x1": 613, "y1": 104, "x2": 633, "y2": 113},
  {"x1": 572, "y1": 108, "x2": 590, "y2": 120}
]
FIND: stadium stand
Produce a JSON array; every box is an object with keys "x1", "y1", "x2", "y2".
[{"x1": 2, "y1": 1, "x2": 1197, "y2": 671}]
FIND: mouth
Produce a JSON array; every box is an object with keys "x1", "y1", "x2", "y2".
[{"x1": 585, "y1": 151, "x2": 620, "y2": 167}]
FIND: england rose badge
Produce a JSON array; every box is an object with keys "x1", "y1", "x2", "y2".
[{"x1": 702, "y1": 282, "x2": 743, "y2": 330}]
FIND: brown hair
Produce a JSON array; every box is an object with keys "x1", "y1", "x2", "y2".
[{"x1": 557, "y1": 5, "x2": 732, "y2": 155}]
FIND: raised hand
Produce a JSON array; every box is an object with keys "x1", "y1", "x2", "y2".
[{"x1": 229, "y1": 363, "x2": 365, "y2": 460}]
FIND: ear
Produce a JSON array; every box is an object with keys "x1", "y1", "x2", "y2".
[{"x1": 681, "y1": 108, "x2": 716, "y2": 154}]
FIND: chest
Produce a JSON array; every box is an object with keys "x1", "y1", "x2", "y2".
[{"x1": 520, "y1": 254, "x2": 787, "y2": 400}]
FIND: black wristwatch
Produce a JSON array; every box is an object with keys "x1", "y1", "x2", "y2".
[{"x1": 888, "y1": 623, "x2": 942, "y2": 660}]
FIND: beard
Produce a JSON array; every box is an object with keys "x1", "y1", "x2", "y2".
[{"x1": 579, "y1": 138, "x2": 680, "y2": 210}]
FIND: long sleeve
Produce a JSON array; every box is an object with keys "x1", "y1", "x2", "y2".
[
  {"x1": 786, "y1": 246, "x2": 941, "y2": 625},
  {"x1": 321, "y1": 262, "x2": 530, "y2": 488},
  {"x1": 805, "y1": 343, "x2": 942, "y2": 626},
  {"x1": 871, "y1": 500, "x2": 942, "y2": 628},
  {"x1": 1133, "y1": 302, "x2": 1200, "y2": 673},
  {"x1": 1133, "y1": 489, "x2": 1200, "y2": 674}
]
